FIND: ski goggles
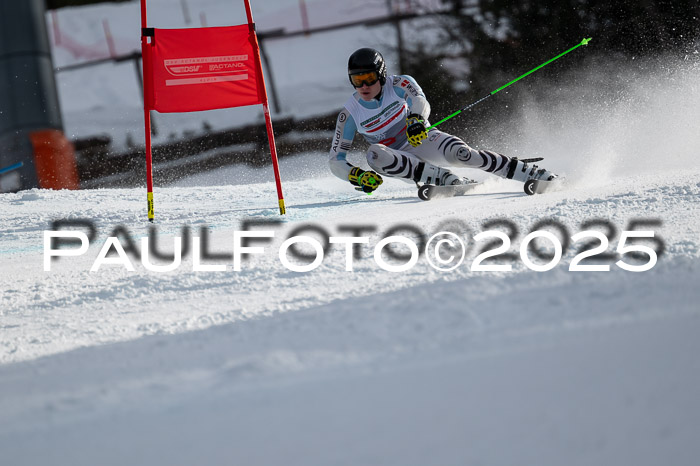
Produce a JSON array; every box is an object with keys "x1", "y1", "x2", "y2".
[{"x1": 349, "y1": 70, "x2": 380, "y2": 88}]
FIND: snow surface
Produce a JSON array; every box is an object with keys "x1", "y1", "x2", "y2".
[
  {"x1": 0, "y1": 1, "x2": 699, "y2": 464},
  {"x1": 2, "y1": 162, "x2": 700, "y2": 464}
]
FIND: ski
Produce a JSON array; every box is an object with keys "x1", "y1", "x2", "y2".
[
  {"x1": 418, "y1": 182, "x2": 481, "y2": 201},
  {"x1": 523, "y1": 177, "x2": 564, "y2": 195}
]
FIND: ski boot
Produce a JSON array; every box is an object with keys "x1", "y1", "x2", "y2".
[
  {"x1": 413, "y1": 162, "x2": 476, "y2": 186},
  {"x1": 506, "y1": 157, "x2": 560, "y2": 195},
  {"x1": 505, "y1": 157, "x2": 557, "y2": 183},
  {"x1": 414, "y1": 162, "x2": 479, "y2": 200}
]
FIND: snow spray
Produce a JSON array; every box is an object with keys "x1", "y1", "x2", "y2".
[{"x1": 429, "y1": 38, "x2": 593, "y2": 130}]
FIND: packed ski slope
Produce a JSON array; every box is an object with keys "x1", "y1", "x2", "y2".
[
  {"x1": 2, "y1": 161, "x2": 700, "y2": 365},
  {"x1": 1, "y1": 156, "x2": 699, "y2": 465}
]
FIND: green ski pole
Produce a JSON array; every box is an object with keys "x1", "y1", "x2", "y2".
[{"x1": 428, "y1": 37, "x2": 592, "y2": 130}]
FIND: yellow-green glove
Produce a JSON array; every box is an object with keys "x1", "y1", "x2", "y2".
[
  {"x1": 406, "y1": 113, "x2": 427, "y2": 147},
  {"x1": 348, "y1": 167, "x2": 383, "y2": 193}
]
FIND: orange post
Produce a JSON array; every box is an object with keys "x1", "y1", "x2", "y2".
[{"x1": 29, "y1": 129, "x2": 80, "y2": 190}]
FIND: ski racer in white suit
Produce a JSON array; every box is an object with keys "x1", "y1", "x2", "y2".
[{"x1": 329, "y1": 48, "x2": 557, "y2": 193}]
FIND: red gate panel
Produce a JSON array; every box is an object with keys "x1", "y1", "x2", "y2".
[{"x1": 144, "y1": 25, "x2": 263, "y2": 113}]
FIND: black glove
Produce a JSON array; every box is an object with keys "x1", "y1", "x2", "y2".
[
  {"x1": 406, "y1": 113, "x2": 428, "y2": 147},
  {"x1": 348, "y1": 167, "x2": 383, "y2": 194}
]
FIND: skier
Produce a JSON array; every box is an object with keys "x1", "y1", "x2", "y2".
[{"x1": 329, "y1": 48, "x2": 558, "y2": 194}]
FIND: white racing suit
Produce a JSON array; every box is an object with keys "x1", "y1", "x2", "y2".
[{"x1": 329, "y1": 75, "x2": 552, "y2": 185}]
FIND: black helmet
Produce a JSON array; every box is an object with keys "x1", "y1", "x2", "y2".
[{"x1": 348, "y1": 48, "x2": 387, "y2": 86}]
